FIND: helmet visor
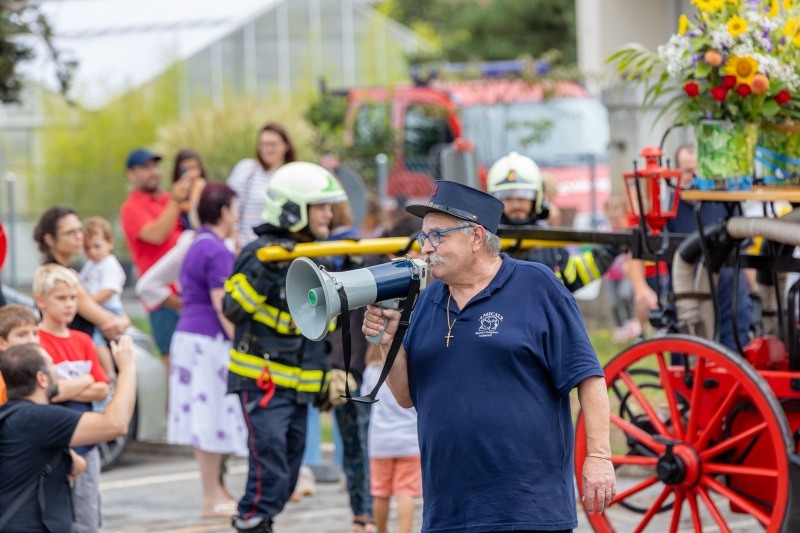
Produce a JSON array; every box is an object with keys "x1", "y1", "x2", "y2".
[
  {"x1": 492, "y1": 189, "x2": 537, "y2": 201},
  {"x1": 308, "y1": 194, "x2": 348, "y2": 205}
]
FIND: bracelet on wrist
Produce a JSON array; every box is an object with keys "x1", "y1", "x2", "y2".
[{"x1": 587, "y1": 453, "x2": 613, "y2": 461}]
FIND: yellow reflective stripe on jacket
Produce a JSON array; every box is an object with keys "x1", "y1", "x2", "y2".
[
  {"x1": 225, "y1": 273, "x2": 301, "y2": 335},
  {"x1": 581, "y1": 250, "x2": 603, "y2": 280},
  {"x1": 229, "y1": 349, "x2": 326, "y2": 392},
  {"x1": 562, "y1": 258, "x2": 577, "y2": 285},
  {"x1": 225, "y1": 273, "x2": 336, "y2": 335}
]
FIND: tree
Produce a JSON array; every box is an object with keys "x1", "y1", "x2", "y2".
[
  {"x1": 379, "y1": 0, "x2": 576, "y2": 64},
  {"x1": 0, "y1": 1, "x2": 75, "y2": 103}
]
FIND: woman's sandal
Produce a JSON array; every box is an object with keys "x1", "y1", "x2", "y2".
[
  {"x1": 351, "y1": 516, "x2": 376, "y2": 533},
  {"x1": 202, "y1": 499, "x2": 238, "y2": 519}
]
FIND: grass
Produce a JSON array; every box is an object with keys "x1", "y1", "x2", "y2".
[{"x1": 131, "y1": 316, "x2": 151, "y2": 336}]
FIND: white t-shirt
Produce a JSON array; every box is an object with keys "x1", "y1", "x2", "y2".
[
  {"x1": 79, "y1": 255, "x2": 126, "y2": 312},
  {"x1": 227, "y1": 158, "x2": 274, "y2": 248},
  {"x1": 362, "y1": 363, "x2": 420, "y2": 458}
]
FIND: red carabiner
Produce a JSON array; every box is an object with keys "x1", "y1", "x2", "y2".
[{"x1": 255, "y1": 365, "x2": 276, "y2": 408}]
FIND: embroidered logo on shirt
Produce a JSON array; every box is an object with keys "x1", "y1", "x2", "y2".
[{"x1": 475, "y1": 312, "x2": 503, "y2": 337}]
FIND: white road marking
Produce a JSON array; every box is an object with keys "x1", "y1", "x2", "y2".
[{"x1": 100, "y1": 464, "x2": 248, "y2": 491}]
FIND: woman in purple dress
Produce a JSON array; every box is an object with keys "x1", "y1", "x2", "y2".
[{"x1": 167, "y1": 183, "x2": 247, "y2": 518}]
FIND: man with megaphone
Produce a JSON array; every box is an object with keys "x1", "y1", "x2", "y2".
[
  {"x1": 362, "y1": 181, "x2": 616, "y2": 532},
  {"x1": 222, "y1": 162, "x2": 348, "y2": 533}
]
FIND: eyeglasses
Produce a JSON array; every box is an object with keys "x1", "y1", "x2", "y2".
[
  {"x1": 58, "y1": 228, "x2": 85, "y2": 238},
  {"x1": 416, "y1": 225, "x2": 471, "y2": 249}
]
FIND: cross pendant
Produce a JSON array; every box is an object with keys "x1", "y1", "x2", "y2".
[{"x1": 445, "y1": 333, "x2": 453, "y2": 347}]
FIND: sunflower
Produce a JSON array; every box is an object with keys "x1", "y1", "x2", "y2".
[
  {"x1": 767, "y1": 0, "x2": 780, "y2": 18},
  {"x1": 786, "y1": 0, "x2": 794, "y2": 9},
  {"x1": 678, "y1": 14, "x2": 689, "y2": 35},
  {"x1": 725, "y1": 55, "x2": 759, "y2": 85},
  {"x1": 727, "y1": 15, "x2": 747, "y2": 37},
  {"x1": 692, "y1": 0, "x2": 724, "y2": 12},
  {"x1": 787, "y1": 17, "x2": 800, "y2": 46}
]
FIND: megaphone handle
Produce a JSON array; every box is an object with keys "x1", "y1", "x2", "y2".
[
  {"x1": 366, "y1": 299, "x2": 400, "y2": 345},
  {"x1": 352, "y1": 277, "x2": 421, "y2": 404}
]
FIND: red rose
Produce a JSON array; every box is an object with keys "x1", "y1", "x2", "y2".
[
  {"x1": 722, "y1": 75, "x2": 737, "y2": 89},
  {"x1": 684, "y1": 82, "x2": 700, "y2": 97},
  {"x1": 711, "y1": 86, "x2": 729, "y2": 101},
  {"x1": 776, "y1": 90, "x2": 792, "y2": 105},
  {"x1": 736, "y1": 84, "x2": 751, "y2": 97}
]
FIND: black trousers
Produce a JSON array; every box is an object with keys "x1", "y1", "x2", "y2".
[{"x1": 237, "y1": 389, "x2": 308, "y2": 520}]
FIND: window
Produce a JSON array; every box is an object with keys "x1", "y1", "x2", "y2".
[{"x1": 403, "y1": 105, "x2": 455, "y2": 176}]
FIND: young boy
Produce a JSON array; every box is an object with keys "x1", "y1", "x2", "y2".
[
  {"x1": 0, "y1": 304, "x2": 88, "y2": 475},
  {"x1": 0, "y1": 304, "x2": 41, "y2": 404},
  {"x1": 80, "y1": 216, "x2": 127, "y2": 379},
  {"x1": 34, "y1": 264, "x2": 110, "y2": 533}
]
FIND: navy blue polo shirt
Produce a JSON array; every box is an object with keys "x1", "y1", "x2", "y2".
[{"x1": 403, "y1": 254, "x2": 604, "y2": 532}]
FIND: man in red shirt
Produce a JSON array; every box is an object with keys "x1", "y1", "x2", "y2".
[{"x1": 120, "y1": 148, "x2": 189, "y2": 362}]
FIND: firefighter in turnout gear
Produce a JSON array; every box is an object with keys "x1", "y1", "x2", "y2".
[
  {"x1": 488, "y1": 152, "x2": 618, "y2": 293},
  {"x1": 225, "y1": 162, "x2": 348, "y2": 533}
]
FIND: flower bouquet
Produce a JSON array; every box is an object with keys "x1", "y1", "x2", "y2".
[{"x1": 609, "y1": 0, "x2": 800, "y2": 189}]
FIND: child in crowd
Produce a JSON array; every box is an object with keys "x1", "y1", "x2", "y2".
[
  {"x1": 35, "y1": 264, "x2": 110, "y2": 533},
  {"x1": 362, "y1": 345, "x2": 422, "y2": 533},
  {"x1": 79, "y1": 216, "x2": 127, "y2": 378},
  {"x1": 0, "y1": 304, "x2": 42, "y2": 404}
]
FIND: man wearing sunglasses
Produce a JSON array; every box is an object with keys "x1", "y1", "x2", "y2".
[{"x1": 363, "y1": 180, "x2": 615, "y2": 533}]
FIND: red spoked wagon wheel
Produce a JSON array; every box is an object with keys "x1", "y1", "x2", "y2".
[{"x1": 575, "y1": 335, "x2": 795, "y2": 532}]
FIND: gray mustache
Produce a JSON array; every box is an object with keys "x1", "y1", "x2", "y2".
[{"x1": 427, "y1": 253, "x2": 446, "y2": 266}]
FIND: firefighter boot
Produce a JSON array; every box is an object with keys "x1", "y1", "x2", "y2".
[{"x1": 232, "y1": 516, "x2": 273, "y2": 533}]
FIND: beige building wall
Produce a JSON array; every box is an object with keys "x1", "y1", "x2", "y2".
[
  {"x1": 576, "y1": 0, "x2": 694, "y2": 195},
  {"x1": 576, "y1": 0, "x2": 685, "y2": 76}
]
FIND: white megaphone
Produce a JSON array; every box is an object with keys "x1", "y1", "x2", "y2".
[{"x1": 286, "y1": 257, "x2": 428, "y2": 344}]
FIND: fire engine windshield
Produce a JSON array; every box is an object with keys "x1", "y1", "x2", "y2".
[{"x1": 458, "y1": 98, "x2": 610, "y2": 168}]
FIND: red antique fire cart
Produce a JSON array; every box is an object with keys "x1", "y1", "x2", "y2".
[
  {"x1": 569, "y1": 148, "x2": 800, "y2": 532},
  {"x1": 259, "y1": 145, "x2": 800, "y2": 532}
]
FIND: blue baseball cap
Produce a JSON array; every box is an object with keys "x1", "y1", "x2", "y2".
[
  {"x1": 406, "y1": 180, "x2": 504, "y2": 234},
  {"x1": 125, "y1": 148, "x2": 162, "y2": 170}
]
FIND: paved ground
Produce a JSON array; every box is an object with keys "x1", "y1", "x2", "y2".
[
  {"x1": 99, "y1": 442, "x2": 764, "y2": 533},
  {"x1": 101, "y1": 443, "x2": 419, "y2": 533}
]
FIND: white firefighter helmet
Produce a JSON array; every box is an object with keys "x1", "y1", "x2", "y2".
[
  {"x1": 486, "y1": 152, "x2": 544, "y2": 215},
  {"x1": 262, "y1": 162, "x2": 348, "y2": 232}
]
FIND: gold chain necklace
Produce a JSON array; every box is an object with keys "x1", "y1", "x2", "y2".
[{"x1": 445, "y1": 291, "x2": 456, "y2": 347}]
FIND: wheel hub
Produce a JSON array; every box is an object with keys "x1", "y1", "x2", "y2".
[
  {"x1": 653, "y1": 436, "x2": 702, "y2": 488},
  {"x1": 656, "y1": 453, "x2": 686, "y2": 485}
]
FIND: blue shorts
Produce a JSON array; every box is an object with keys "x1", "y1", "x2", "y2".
[
  {"x1": 92, "y1": 305, "x2": 124, "y2": 346},
  {"x1": 148, "y1": 306, "x2": 180, "y2": 356}
]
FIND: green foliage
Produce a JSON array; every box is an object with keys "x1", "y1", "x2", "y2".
[
  {"x1": 508, "y1": 118, "x2": 554, "y2": 147},
  {"x1": 0, "y1": 2, "x2": 75, "y2": 103},
  {"x1": 380, "y1": 0, "x2": 576, "y2": 64},
  {"x1": 34, "y1": 66, "x2": 184, "y2": 217},
  {"x1": 154, "y1": 98, "x2": 316, "y2": 182},
  {"x1": 305, "y1": 93, "x2": 396, "y2": 183},
  {"x1": 304, "y1": 93, "x2": 348, "y2": 156}
]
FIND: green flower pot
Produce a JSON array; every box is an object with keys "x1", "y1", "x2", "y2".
[
  {"x1": 757, "y1": 123, "x2": 800, "y2": 187},
  {"x1": 695, "y1": 120, "x2": 759, "y2": 191}
]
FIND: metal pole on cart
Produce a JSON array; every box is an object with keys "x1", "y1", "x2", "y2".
[{"x1": 375, "y1": 153, "x2": 388, "y2": 207}]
